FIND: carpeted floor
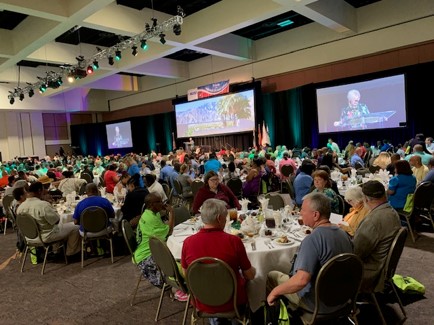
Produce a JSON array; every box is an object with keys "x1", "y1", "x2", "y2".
[{"x1": 0, "y1": 226, "x2": 433, "y2": 325}]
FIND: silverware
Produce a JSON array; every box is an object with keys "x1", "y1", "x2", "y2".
[
  {"x1": 264, "y1": 239, "x2": 272, "y2": 249},
  {"x1": 251, "y1": 241, "x2": 256, "y2": 251}
]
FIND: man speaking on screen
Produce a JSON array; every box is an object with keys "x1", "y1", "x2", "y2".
[{"x1": 334, "y1": 89, "x2": 370, "y2": 129}]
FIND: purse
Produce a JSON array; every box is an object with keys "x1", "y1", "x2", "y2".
[{"x1": 392, "y1": 274, "x2": 425, "y2": 295}]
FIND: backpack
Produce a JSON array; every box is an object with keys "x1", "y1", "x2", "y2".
[{"x1": 264, "y1": 299, "x2": 290, "y2": 325}]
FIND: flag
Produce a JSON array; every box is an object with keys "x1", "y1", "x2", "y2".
[
  {"x1": 257, "y1": 124, "x2": 262, "y2": 149},
  {"x1": 262, "y1": 121, "x2": 271, "y2": 147},
  {"x1": 253, "y1": 129, "x2": 256, "y2": 148},
  {"x1": 172, "y1": 132, "x2": 176, "y2": 151}
]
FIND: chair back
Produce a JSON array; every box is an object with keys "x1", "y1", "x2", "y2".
[
  {"x1": 80, "y1": 206, "x2": 108, "y2": 233},
  {"x1": 78, "y1": 182, "x2": 87, "y2": 195},
  {"x1": 337, "y1": 195, "x2": 345, "y2": 216},
  {"x1": 226, "y1": 178, "x2": 242, "y2": 198},
  {"x1": 16, "y1": 212, "x2": 41, "y2": 241},
  {"x1": 364, "y1": 150, "x2": 372, "y2": 166},
  {"x1": 81, "y1": 173, "x2": 92, "y2": 184},
  {"x1": 2, "y1": 194, "x2": 14, "y2": 218},
  {"x1": 311, "y1": 253, "x2": 363, "y2": 319},
  {"x1": 265, "y1": 193, "x2": 285, "y2": 210},
  {"x1": 186, "y1": 257, "x2": 241, "y2": 318},
  {"x1": 174, "y1": 205, "x2": 191, "y2": 226},
  {"x1": 121, "y1": 220, "x2": 137, "y2": 262},
  {"x1": 384, "y1": 227, "x2": 407, "y2": 281},
  {"x1": 149, "y1": 236, "x2": 188, "y2": 293},
  {"x1": 191, "y1": 180, "x2": 205, "y2": 198},
  {"x1": 162, "y1": 183, "x2": 171, "y2": 199},
  {"x1": 412, "y1": 181, "x2": 434, "y2": 214},
  {"x1": 173, "y1": 179, "x2": 183, "y2": 196},
  {"x1": 280, "y1": 165, "x2": 294, "y2": 178}
]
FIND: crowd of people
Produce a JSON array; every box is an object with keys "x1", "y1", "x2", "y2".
[{"x1": 1, "y1": 132, "x2": 434, "y2": 323}]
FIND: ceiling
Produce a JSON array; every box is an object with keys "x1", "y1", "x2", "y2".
[{"x1": 0, "y1": 0, "x2": 416, "y2": 109}]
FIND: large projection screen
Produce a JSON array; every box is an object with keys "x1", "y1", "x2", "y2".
[
  {"x1": 175, "y1": 89, "x2": 255, "y2": 138},
  {"x1": 106, "y1": 121, "x2": 133, "y2": 149},
  {"x1": 316, "y1": 74, "x2": 407, "y2": 133}
]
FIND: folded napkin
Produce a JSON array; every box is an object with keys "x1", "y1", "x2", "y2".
[
  {"x1": 239, "y1": 198, "x2": 251, "y2": 212},
  {"x1": 258, "y1": 197, "x2": 269, "y2": 211}
]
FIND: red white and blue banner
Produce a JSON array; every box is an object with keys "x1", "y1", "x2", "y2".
[{"x1": 187, "y1": 80, "x2": 230, "y2": 101}]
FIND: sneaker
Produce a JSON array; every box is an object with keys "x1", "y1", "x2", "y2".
[{"x1": 174, "y1": 290, "x2": 189, "y2": 302}]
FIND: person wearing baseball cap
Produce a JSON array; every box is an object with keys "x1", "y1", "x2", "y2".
[{"x1": 353, "y1": 180, "x2": 402, "y2": 293}]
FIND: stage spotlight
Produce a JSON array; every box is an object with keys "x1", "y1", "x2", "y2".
[
  {"x1": 29, "y1": 89, "x2": 34, "y2": 97},
  {"x1": 159, "y1": 33, "x2": 166, "y2": 44},
  {"x1": 39, "y1": 83, "x2": 47, "y2": 93},
  {"x1": 173, "y1": 23, "x2": 181, "y2": 36},
  {"x1": 140, "y1": 39, "x2": 148, "y2": 50},
  {"x1": 115, "y1": 50, "x2": 122, "y2": 61},
  {"x1": 87, "y1": 65, "x2": 94, "y2": 74},
  {"x1": 19, "y1": 93, "x2": 24, "y2": 101},
  {"x1": 131, "y1": 46, "x2": 138, "y2": 56},
  {"x1": 108, "y1": 56, "x2": 114, "y2": 65},
  {"x1": 152, "y1": 18, "x2": 158, "y2": 29},
  {"x1": 92, "y1": 60, "x2": 99, "y2": 70},
  {"x1": 145, "y1": 23, "x2": 151, "y2": 33},
  {"x1": 57, "y1": 77, "x2": 63, "y2": 86},
  {"x1": 67, "y1": 72, "x2": 75, "y2": 83},
  {"x1": 9, "y1": 97, "x2": 14, "y2": 105}
]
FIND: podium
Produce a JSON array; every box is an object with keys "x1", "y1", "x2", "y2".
[{"x1": 342, "y1": 110, "x2": 397, "y2": 128}]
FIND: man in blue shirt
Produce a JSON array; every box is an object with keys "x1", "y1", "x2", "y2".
[
  {"x1": 204, "y1": 153, "x2": 222, "y2": 174},
  {"x1": 422, "y1": 158, "x2": 434, "y2": 183},
  {"x1": 350, "y1": 148, "x2": 365, "y2": 168},
  {"x1": 294, "y1": 160, "x2": 315, "y2": 206},
  {"x1": 159, "y1": 160, "x2": 173, "y2": 183},
  {"x1": 125, "y1": 156, "x2": 144, "y2": 187}
]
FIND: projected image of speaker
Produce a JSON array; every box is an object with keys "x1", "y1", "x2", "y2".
[
  {"x1": 174, "y1": 89, "x2": 256, "y2": 138},
  {"x1": 316, "y1": 74, "x2": 407, "y2": 133},
  {"x1": 106, "y1": 121, "x2": 133, "y2": 149}
]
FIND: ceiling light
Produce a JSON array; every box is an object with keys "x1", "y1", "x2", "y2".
[
  {"x1": 57, "y1": 77, "x2": 63, "y2": 86},
  {"x1": 145, "y1": 23, "x2": 151, "y2": 33},
  {"x1": 39, "y1": 84, "x2": 47, "y2": 93},
  {"x1": 92, "y1": 60, "x2": 99, "y2": 70},
  {"x1": 87, "y1": 65, "x2": 94, "y2": 74},
  {"x1": 131, "y1": 46, "x2": 138, "y2": 56},
  {"x1": 159, "y1": 33, "x2": 166, "y2": 45},
  {"x1": 152, "y1": 18, "x2": 158, "y2": 29},
  {"x1": 277, "y1": 19, "x2": 294, "y2": 27},
  {"x1": 19, "y1": 93, "x2": 24, "y2": 101},
  {"x1": 28, "y1": 89, "x2": 34, "y2": 97},
  {"x1": 67, "y1": 72, "x2": 75, "y2": 83},
  {"x1": 108, "y1": 56, "x2": 114, "y2": 65},
  {"x1": 9, "y1": 97, "x2": 14, "y2": 105},
  {"x1": 115, "y1": 50, "x2": 122, "y2": 61},
  {"x1": 173, "y1": 24, "x2": 181, "y2": 36},
  {"x1": 140, "y1": 39, "x2": 148, "y2": 50}
]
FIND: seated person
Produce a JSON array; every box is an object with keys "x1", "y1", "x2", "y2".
[
  {"x1": 242, "y1": 158, "x2": 264, "y2": 198},
  {"x1": 134, "y1": 193, "x2": 174, "y2": 287},
  {"x1": 57, "y1": 171, "x2": 87, "y2": 197},
  {"x1": 72, "y1": 183, "x2": 115, "y2": 233},
  {"x1": 339, "y1": 186, "x2": 369, "y2": 237},
  {"x1": 121, "y1": 174, "x2": 149, "y2": 227},
  {"x1": 17, "y1": 181, "x2": 81, "y2": 256},
  {"x1": 294, "y1": 160, "x2": 315, "y2": 207},
  {"x1": 310, "y1": 170, "x2": 340, "y2": 214},
  {"x1": 144, "y1": 174, "x2": 167, "y2": 202},
  {"x1": 103, "y1": 164, "x2": 119, "y2": 194},
  {"x1": 387, "y1": 160, "x2": 416, "y2": 210},
  {"x1": 191, "y1": 171, "x2": 241, "y2": 215},
  {"x1": 177, "y1": 164, "x2": 193, "y2": 198},
  {"x1": 181, "y1": 198, "x2": 255, "y2": 317},
  {"x1": 266, "y1": 192, "x2": 353, "y2": 313},
  {"x1": 353, "y1": 181, "x2": 401, "y2": 293}
]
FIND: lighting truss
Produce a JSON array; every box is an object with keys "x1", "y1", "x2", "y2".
[{"x1": 8, "y1": 6, "x2": 185, "y2": 103}]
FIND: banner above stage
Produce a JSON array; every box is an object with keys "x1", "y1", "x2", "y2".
[{"x1": 187, "y1": 80, "x2": 229, "y2": 101}]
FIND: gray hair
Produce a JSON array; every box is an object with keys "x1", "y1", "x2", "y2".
[
  {"x1": 344, "y1": 186, "x2": 364, "y2": 205},
  {"x1": 200, "y1": 199, "x2": 227, "y2": 225},
  {"x1": 347, "y1": 89, "x2": 360, "y2": 100},
  {"x1": 302, "y1": 192, "x2": 331, "y2": 219}
]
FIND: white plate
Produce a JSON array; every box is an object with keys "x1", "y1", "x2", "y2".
[{"x1": 273, "y1": 238, "x2": 294, "y2": 246}]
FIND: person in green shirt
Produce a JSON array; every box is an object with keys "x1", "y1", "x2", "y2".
[{"x1": 135, "y1": 193, "x2": 174, "y2": 287}]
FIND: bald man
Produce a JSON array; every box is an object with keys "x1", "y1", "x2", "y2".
[{"x1": 409, "y1": 155, "x2": 428, "y2": 184}]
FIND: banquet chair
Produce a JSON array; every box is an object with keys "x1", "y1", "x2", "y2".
[
  {"x1": 121, "y1": 219, "x2": 145, "y2": 306},
  {"x1": 226, "y1": 178, "x2": 243, "y2": 199},
  {"x1": 280, "y1": 165, "x2": 294, "y2": 193},
  {"x1": 16, "y1": 212, "x2": 68, "y2": 275},
  {"x1": 360, "y1": 227, "x2": 408, "y2": 325},
  {"x1": 161, "y1": 183, "x2": 172, "y2": 203},
  {"x1": 295, "y1": 253, "x2": 363, "y2": 325},
  {"x1": 337, "y1": 195, "x2": 345, "y2": 216},
  {"x1": 78, "y1": 182, "x2": 87, "y2": 195},
  {"x1": 2, "y1": 194, "x2": 14, "y2": 235},
  {"x1": 265, "y1": 193, "x2": 285, "y2": 210},
  {"x1": 173, "y1": 205, "x2": 191, "y2": 226},
  {"x1": 191, "y1": 180, "x2": 205, "y2": 199},
  {"x1": 397, "y1": 181, "x2": 434, "y2": 242},
  {"x1": 79, "y1": 206, "x2": 114, "y2": 268},
  {"x1": 186, "y1": 257, "x2": 249, "y2": 325},
  {"x1": 149, "y1": 236, "x2": 190, "y2": 325},
  {"x1": 173, "y1": 179, "x2": 193, "y2": 209},
  {"x1": 80, "y1": 173, "x2": 92, "y2": 184}
]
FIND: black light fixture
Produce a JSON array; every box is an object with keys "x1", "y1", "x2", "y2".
[
  {"x1": 39, "y1": 83, "x2": 47, "y2": 93},
  {"x1": 92, "y1": 60, "x2": 99, "y2": 70},
  {"x1": 131, "y1": 46, "x2": 138, "y2": 56},
  {"x1": 108, "y1": 56, "x2": 114, "y2": 65},
  {"x1": 9, "y1": 96, "x2": 14, "y2": 105},
  {"x1": 140, "y1": 39, "x2": 148, "y2": 50},
  {"x1": 28, "y1": 88, "x2": 34, "y2": 97},
  {"x1": 159, "y1": 33, "x2": 166, "y2": 44},
  {"x1": 19, "y1": 93, "x2": 24, "y2": 101},
  {"x1": 173, "y1": 23, "x2": 181, "y2": 36},
  {"x1": 115, "y1": 50, "x2": 122, "y2": 61},
  {"x1": 152, "y1": 18, "x2": 158, "y2": 29},
  {"x1": 87, "y1": 65, "x2": 94, "y2": 74},
  {"x1": 145, "y1": 23, "x2": 151, "y2": 33}
]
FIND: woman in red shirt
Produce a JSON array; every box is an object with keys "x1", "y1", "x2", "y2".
[{"x1": 103, "y1": 164, "x2": 119, "y2": 193}]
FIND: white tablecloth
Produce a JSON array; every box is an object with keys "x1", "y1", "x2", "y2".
[{"x1": 167, "y1": 219, "x2": 302, "y2": 312}]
